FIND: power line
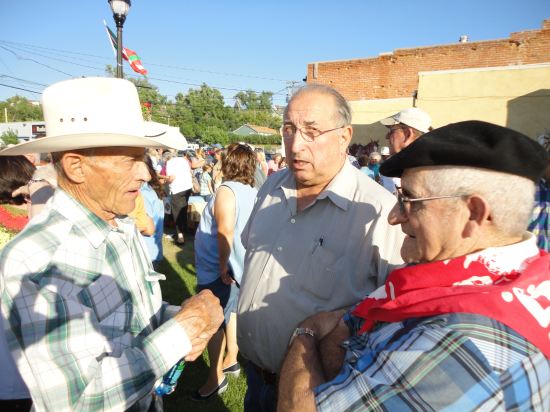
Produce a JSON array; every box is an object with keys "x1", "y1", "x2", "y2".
[
  {"x1": 0, "y1": 39, "x2": 292, "y2": 83},
  {"x1": 0, "y1": 83, "x2": 41, "y2": 94},
  {"x1": 0, "y1": 43, "x2": 291, "y2": 97}
]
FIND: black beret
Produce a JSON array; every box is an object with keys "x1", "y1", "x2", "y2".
[{"x1": 380, "y1": 120, "x2": 547, "y2": 182}]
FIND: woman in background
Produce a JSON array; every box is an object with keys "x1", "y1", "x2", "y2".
[
  {"x1": 141, "y1": 155, "x2": 166, "y2": 268},
  {"x1": 192, "y1": 144, "x2": 258, "y2": 400}
]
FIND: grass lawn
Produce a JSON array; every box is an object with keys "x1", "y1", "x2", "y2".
[{"x1": 157, "y1": 232, "x2": 247, "y2": 412}]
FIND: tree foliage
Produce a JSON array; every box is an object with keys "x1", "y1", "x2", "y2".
[
  {"x1": 0, "y1": 129, "x2": 19, "y2": 145},
  {"x1": 0, "y1": 96, "x2": 43, "y2": 122},
  {"x1": 0, "y1": 69, "x2": 283, "y2": 147}
]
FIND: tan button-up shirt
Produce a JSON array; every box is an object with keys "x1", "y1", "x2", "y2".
[{"x1": 237, "y1": 161, "x2": 405, "y2": 373}]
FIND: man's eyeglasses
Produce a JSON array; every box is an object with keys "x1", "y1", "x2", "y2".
[
  {"x1": 395, "y1": 186, "x2": 464, "y2": 215},
  {"x1": 280, "y1": 124, "x2": 344, "y2": 143}
]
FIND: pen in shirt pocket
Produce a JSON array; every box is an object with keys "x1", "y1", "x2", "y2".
[{"x1": 312, "y1": 237, "x2": 324, "y2": 254}]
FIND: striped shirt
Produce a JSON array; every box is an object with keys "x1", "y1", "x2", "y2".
[
  {"x1": 315, "y1": 312, "x2": 550, "y2": 411},
  {"x1": 0, "y1": 189, "x2": 191, "y2": 411}
]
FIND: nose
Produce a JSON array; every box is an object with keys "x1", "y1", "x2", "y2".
[
  {"x1": 135, "y1": 161, "x2": 151, "y2": 182},
  {"x1": 388, "y1": 202, "x2": 406, "y2": 225},
  {"x1": 288, "y1": 131, "x2": 307, "y2": 154}
]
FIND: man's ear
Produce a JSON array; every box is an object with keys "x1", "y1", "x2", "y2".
[
  {"x1": 340, "y1": 125, "x2": 353, "y2": 153},
  {"x1": 59, "y1": 152, "x2": 87, "y2": 184},
  {"x1": 463, "y1": 195, "x2": 491, "y2": 238}
]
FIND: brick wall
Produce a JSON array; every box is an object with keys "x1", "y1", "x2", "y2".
[{"x1": 307, "y1": 19, "x2": 550, "y2": 102}]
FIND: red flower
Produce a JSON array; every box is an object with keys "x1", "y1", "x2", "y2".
[{"x1": 0, "y1": 206, "x2": 28, "y2": 233}]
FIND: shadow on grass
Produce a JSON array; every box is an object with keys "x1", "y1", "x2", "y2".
[{"x1": 158, "y1": 230, "x2": 242, "y2": 411}]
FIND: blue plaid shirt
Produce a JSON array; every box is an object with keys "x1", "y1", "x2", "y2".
[
  {"x1": 528, "y1": 178, "x2": 550, "y2": 252},
  {"x1": 315, "y1": 312, "x2": 549, "y2": 411}
]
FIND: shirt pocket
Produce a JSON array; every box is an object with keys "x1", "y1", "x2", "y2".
[
  {"x1": 299, "y1": 242, "x2": 346, "y2": 300},
  {"x1": 77, "y1": 275, "x2": 131, "y2": 323}
]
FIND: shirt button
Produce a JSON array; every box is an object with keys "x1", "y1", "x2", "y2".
[
  {"x1": 290, "y1": 218, "x2": 296, "y2": 224},
  {"x1": 251, "y1": 303, "x2": 258, "y2": 310},
  {"x1": 277, "y1": 246, "x2": 282, "y2": 251}
]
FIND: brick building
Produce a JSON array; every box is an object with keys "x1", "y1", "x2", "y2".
[{"x1": 306, "y1": 19, "x2": 550, "y2": 143}]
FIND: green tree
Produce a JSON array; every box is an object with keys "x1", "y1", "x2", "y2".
[
  {"x1": 234, "y1": 90, "x2": 274, "y2": 110},
  {"x1": 0, "y1": 129, "x2": 19, "y2": 145},
  {"x1": 0, "y1": 96, "x2": 43, "y2": 122}
]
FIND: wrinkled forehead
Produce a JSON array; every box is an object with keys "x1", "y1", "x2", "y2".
[{"x1": 284, "y1": 92, "x2": 337, "y2": 124}]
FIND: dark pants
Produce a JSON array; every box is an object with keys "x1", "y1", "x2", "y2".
[
  {"x1": 0, "y1": 399, "x2": 32, "y2": 412},
  {"x1": 170, "y1": 189, "x2": 191, "y2": 237},
  {"x1": 244, "y1": 362, "x2": 277, "y2": 412}
]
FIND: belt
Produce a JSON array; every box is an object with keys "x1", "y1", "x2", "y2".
[{"x1": 250, "y1": 361, "x2": 278, "y2": 386}]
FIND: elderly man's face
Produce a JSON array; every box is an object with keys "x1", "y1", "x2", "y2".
[
  {"x1": 284, "y1": 91, "x2": 351, "y2": 189},
  {"x1": 79, "y1": 147, "x2": 150, "y2": 222},
  {"x1": 388, "y1": 168, "x2": 468, "y2": 263}
]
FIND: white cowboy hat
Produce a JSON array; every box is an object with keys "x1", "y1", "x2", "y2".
[{"x1": 0, "y1": 77, "x2": 186, "y2": 155}]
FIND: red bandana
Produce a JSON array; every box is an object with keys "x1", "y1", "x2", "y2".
[{"x1": 352, "y1": 245, "x2": 550, "y2": 358}]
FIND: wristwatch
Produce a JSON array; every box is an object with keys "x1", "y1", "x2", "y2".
[{"x1": 288, "y1": 327, "x2": 316, "y2": 347}]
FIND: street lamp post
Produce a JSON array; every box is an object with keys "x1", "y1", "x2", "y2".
[{"x1": 108, "y1": 0, "x2": 131, "y2": 79}]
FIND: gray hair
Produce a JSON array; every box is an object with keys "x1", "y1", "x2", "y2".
[
  {"x1": 420, "y1": 166, "x2": 535, "y2": 237},
  {"x1": 286, "y1": 84, "x2": 352, "y2": 126}
]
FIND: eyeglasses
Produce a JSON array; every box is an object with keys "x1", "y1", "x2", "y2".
[
  {"x1": 280, "y1": 124, "x2": 344, "y2": 143},
  {"x1": 395, "y1": 186, "x2": 465, "y2": 215}
]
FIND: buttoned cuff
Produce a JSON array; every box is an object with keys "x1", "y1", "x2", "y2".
[{"x1": 142, "y1": 317, "x2": 191, "y2": 376}]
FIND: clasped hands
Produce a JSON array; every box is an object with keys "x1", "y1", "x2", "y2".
[{"x1": 174, "y1": 290, "x2": 224, "y2": 361}]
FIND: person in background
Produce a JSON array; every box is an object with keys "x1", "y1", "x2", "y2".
[
  {"x1": 255, "y1": 148, "x2": 269, "y2": 177},
  {"x1": 0, "y1": 77, "x2": 223, "y2": 412},
  {"x1": 200, "y1": 163, "x2": 214, "y2": 202},
  {"x1": 142, "y1": 155, "x2": 166, "y2": 268},
  {"x1": 278, "y1": 121, "x2": 549, "y2": 412},
  {"x1": 367, "y1": 152, "x2": 382, "y2": 183},
  {"x1": 166, "y1": 150, "x2": 193, "y2": 245},
  {"x1": 528, "y1": 131, "x2": 550, "y2": 251},
  {"x1": 212, "y1": 148, "x2": 224, "y2": 190},
  {"x1": 0, "y1": 156, "x2": 36, "y2": 209},
  {"x1": 380, "y1": 146, "x2": 390, "y2": 160},
  {"x1": 379, "y1": 108, "x2": 433, "y2": 193},
  {"x1": 237, "y1": 84, "x2": 404, "y2": 411},
  {"x1": 267, "y1": 153, "x2": 282, "y2": 176},
  {"x1": 193, "y1": 143, "x2": 258, "y2": 400},
  {"x1": 129, "y1": 192, "x2": 155, "y2": 237},
  {"x1": 147, "y1": 148, "x2": 163, "y2": 174},
  {"x1": 358, "y1": 154, "x2": 371, "y2": 177},
  {"x1": 278, "y1": 157, "x2": 287, "y2": 170}
]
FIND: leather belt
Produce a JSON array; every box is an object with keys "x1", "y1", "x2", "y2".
[{"x1": 250, "y1": 361, "x2": 278, "y2": 386}]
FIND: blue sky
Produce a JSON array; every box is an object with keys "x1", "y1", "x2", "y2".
[{"x1": 0, "y1": 0, "x2": 548, "y2": 106}]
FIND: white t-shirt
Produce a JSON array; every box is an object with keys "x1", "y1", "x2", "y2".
[{"x1": 166, "y1": 156, "x2": 192, "y2": 195}]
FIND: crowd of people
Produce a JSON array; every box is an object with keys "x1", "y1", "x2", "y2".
[{"x1": 0, "y1": 77, "x2": 548, "y2": 412}]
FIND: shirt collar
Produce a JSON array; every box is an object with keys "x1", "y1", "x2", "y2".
[
  {"x1": 279, "y1": 160, "x2": 355, "y2": 212},
  {"x1": 50, "y1": 189, "x2": 129, "y2": 249}
]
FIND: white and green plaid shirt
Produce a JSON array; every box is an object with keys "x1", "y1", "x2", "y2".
[{"x1": 0, "y1": 189, "x2": 190, "y2": 411}]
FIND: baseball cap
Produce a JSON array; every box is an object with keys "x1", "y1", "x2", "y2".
[{"x1": 380, "y1": 108, "x2": 432, "y2": 133}]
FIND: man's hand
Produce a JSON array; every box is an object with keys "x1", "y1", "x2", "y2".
[{"x1": 173, "y1": 290, "x2": 223, "y2": 361}]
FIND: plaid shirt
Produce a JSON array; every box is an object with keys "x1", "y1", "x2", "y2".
[
  {"x1": 0, "y1": 190, "x2": 190, "y2": 412},
  {"x1": 315, "y1": 312, "x2": 549, "y2": 411},
  {"x1": 528, "y1": 178, "x2": 550, "y2": 252}
]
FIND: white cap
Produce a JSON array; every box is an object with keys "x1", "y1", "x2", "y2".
[
  {"x1": 380, "y1": 146, "x2": 390, "y2": 156},
  {"x1": 380, "y1": 108, "x2": 432, "y2": 133}
]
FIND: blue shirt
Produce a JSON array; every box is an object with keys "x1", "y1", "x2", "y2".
[
  {"x1": 315, "y1": 312, "x2": 549, "y2": 411},
  {"x1": 141, "y1": 183, "x2": 164, "y2": 262},
  {"x1": 195, "y1": 181, "x2": 257, "y2": 284}
]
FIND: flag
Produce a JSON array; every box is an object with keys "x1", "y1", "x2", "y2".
[{"x1": 104, "y1": 21, "x2": 148, "y2": 76}]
